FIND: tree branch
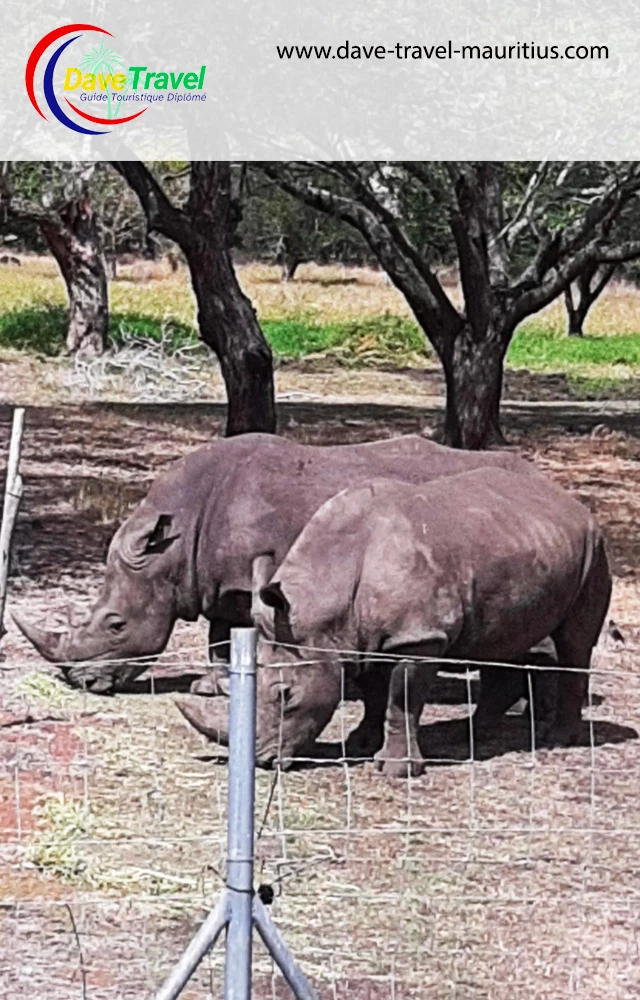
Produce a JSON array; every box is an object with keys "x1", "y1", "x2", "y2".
[
  {"x1": 592, "y1": 239, "x2": 640, "y2": 263},
  {"x1": 511, "y1": 165, "x2": 640, "y2": 293},
  {"x1": 262, "y1": 164, "x2": 461, "y2": 348},
  {"x1": 110, "y1": 161, "x2": 188, "y2": 246},
  {"x1": 510, "y1": 237, "x2": 640, "y2": 324},
  {"x1": 330, "y1": 163, "x2": 458, "y2": 307},
  {"x1": 590, "y1": 262, "x2": 617, "y2": 300},
  {"x1": 496, "y1": 161, "x2": 548, "y2": 246},
  {"x1": 447, "y1": 164, "x2": 509, "y2": 339}
]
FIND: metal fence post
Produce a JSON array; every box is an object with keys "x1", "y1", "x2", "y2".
[
  {"x1": 0, "y1": 407, "x2": 25, "y2": 641},
  {"x1": 225, "y1": 627, "x2": 258, "y2": 1000},
  {"x1": 153, "y1": 626, "x2": 319, "y2": 1000},
  {"x1": 153, "y1": 897, "x2": 229, "y2": 1000}
]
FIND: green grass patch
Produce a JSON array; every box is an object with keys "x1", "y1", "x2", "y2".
[
  {"x1": 0, "y1": 304, "x2": 68, "y2": 355},
  {"x1": 3, "y1": 299, "x2": 640, "y2": 390},
  {"x1": 262, "y1": 317, "x2": 346, "y2": 357},
  {"x1": 264, "y1": 314, "x2": 429, "y2": 366},
  {"x1": 0, "y1": 305, "x2": 197, "y2": 357},
  {"x1": 0, "y1": 306, "x2": 429, "y2": 367},
  {"x1": 26, "y1": 793, "x2": 197, "y2": 893},
  {"x1": 509, "y1": 325, "x2": 640, "y2": 369},
  {"x1": 15, "y1": 672, "x2": 75, "y2": 708},
  {"x1": 27, "y1": 795, "x2": 95, "y2": 882}
]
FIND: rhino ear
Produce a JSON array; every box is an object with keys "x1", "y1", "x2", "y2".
[
  {"x1": 142, "y1": 514, "x2": 179, "y2": 555},
  {"x1": 251, "y1": 553, "x2": 276, "y2": 630},
  {"x1": 259, "y1": 582, "x2": 289, "y2": 613},
  {"x1": 120, "y1": 511, "x2": 179, "y2": 567}
]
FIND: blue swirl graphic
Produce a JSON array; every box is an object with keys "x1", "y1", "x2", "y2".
[{"x1": 43, "y1": 36, "x2": 107, "y2": 136}]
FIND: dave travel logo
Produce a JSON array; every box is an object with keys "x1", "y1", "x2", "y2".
[{"x1": 26, "y1": 24, "x2": 207, "y2": 135}]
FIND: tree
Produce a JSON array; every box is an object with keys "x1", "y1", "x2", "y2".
[
  {"x1": 112, "y1": 161, "x2": 275, "y2": 435},
  {"x1": 563, "y1": 262, "x2": 617, "y2": 337},
  {"x1": 265, "y1": 162, "x2": 640, "y2": 448},
  {"x1": 238, "y1": 174, "x2": 371, "y2": 280},
  {"x1": 1, "y1": 162, "x2": 109, "y2": 356},
  {"x1": 38, "y1": 197, "x2": 109, "y2": 355},
  {"x1": 92, "y1": 172, "x2": 148, "y2": 278}
]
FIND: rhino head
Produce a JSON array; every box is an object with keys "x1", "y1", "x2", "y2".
[
  {"x1": 177, "y1": 643, "x2": 342, "y2": 766},
  {"x1": 177, "y1": 582, "x2": 343, "y2": 767},
  {"x1": 15, "y1": 503, "x2": 187, "y2": 693}
]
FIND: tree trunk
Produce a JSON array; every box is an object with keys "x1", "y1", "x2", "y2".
[
  {"x1": 440, "y1": 323, "x2": 508, "y2": 449},
  {"x1": 567, "y1": 309, "x2": 585, "y2": 337},
  {"x1": 564, "y1": 286, "x2": 586, "y2": 337},
  {"x1": 112, "y1": 160, "x2": 276, "y2": 437},
  {"x1": 564, "y1": 262, "x2": 616, "y2": 337},
  {"x1": 275, "y1": 235, "x2": 301, "y2": 282},
  {"x1": 186, "y1": 234, "x2": 276, "y2": 436},
  {"x1": 40, "y1": 199, "x2": 109, "y2": 357},
  {"x1": 280, "y1": 256, "x2": 300, "y2": 282}
]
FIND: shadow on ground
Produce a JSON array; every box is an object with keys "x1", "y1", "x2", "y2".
[{"x1": 298, "y1": 716, "x2": 639, "y2": 772}]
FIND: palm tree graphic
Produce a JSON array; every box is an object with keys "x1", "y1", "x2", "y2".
[{"x1": 79, "y1": 43, "x2": 131, "y2": 120}]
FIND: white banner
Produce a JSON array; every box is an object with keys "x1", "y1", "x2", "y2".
[{"x1": 2, "y1": 0, "x2": 638, "y2": 159}]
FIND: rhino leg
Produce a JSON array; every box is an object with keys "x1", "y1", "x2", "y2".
[
  {"x1": 188, "y1": 619, "x2": 232, "y2": 696},
  {"x1": 523, "y1": 670, "x2": 558, "y2": 735},
  {"x1": 207, "y1": 591, "x2": 253, "y2": 663},
  {"x1": 547, "y1": 541, "x2": 611, "y2": 747},
  {"x1": 201, "y1": 592, "x2": 254, "y2": 694},
  {"x1": 474, "y1": 639, "x2": 560, "y2": 740},
  {"x1": 474, "y1": 665, "x2": 555, "y2": 735},
  {"x1": 545, "y1": 630, "x2": 594, "y2": 747},
  {"x1": 474, "y1": 666, "x2": 529, "y2": 736},
  {"x1": 345, "y1": 662, "x2": 394, "y2": 758},
  {"x1": 208, "y1": 617, "x2": 231, "y2": 664},
  {"x1": 375, "y1": 659, "x2": 433, "y2": 779}
]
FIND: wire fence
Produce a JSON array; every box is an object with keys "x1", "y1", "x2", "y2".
[{"x1": 1, "y1": 622, "x2": 639, "y2": 999}]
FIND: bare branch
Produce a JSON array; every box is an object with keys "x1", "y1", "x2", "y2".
[
  {"x1": 510, "y1": 236, "x2": 640, "y2": 323},
  {"x1": 590, "y1": 262, "x2": 618, "y2": 299},
  {"x1": 262, "y1": 164, "x2": 461, "y2": 348},
  {"x1": 496, "y1": 161, "x2": 548, "y2": 246},
  {"x1": 110, "y1": 161, "x2": 188, "y2": 246},
  {"x1": 65, "y1": 903, "x2": 88, "y2": 1000}
]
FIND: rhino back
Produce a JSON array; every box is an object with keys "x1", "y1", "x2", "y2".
[
  {"x1": 136, "y1": 434, "x2": 540, "y2": 609},
  {"x1": 275, "y1": 470, "x2": 604, "y2": 662}
]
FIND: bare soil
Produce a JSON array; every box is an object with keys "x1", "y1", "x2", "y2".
[{"x1": 1, "y1": 399, "x2": 640, "y2": 999}]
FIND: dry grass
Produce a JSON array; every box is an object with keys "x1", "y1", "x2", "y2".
[
  {"x1": 533, "y1": 279, "x2": 640, "y2": 338},
  {"x1": 240, "y1": 262, "x2": 415, "y2": 323},
  {"x1": 3, "y1": 255, "x2": 640, "y2": 331},
  {"x1": 0, "y1": 258, "x2": 411, "y2": 330},
  {"x1": 3, "y1": 258, "x2": 640, "y2": 411}
]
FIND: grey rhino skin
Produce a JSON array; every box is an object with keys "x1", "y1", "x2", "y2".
[
  {"x1": 15, "y1": 433, "x2": 541, "y2": 693},
  {"x1": 188, "y1": 469, "x2": 610, "y2": 776}
]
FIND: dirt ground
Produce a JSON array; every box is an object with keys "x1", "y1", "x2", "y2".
[{"x1": 1, "y1": 397, "x2": 640, "y2": 999}]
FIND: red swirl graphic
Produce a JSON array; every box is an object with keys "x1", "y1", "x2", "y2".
[{"x1": 26, "y1": 24, "x2": 113, "y2": 120}]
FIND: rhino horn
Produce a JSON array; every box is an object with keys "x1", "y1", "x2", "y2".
[
  {"x1": 175, "y1": 694, "x2": 229, "y2": 745},
  {"x1": 12, "y1": 612, "x2": 69, "y2": 663}
]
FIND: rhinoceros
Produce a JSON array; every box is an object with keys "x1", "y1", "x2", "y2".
[
  {"x1": 179, "y1": 469, "x2": 611, "y2": 775},
  {"x1": 15, "y1": 433, "x2": 541, "y2": 693}
]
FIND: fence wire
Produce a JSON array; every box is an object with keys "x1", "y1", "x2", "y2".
[{"x1": 1, "y1": 626, "x2": 639, "y2": 1000}]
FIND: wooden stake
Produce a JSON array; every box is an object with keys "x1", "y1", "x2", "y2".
[{"x1": 0, "y1": 408, "x2": 25, "y2": 640}]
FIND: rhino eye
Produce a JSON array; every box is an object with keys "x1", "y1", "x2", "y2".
[{"x1": 107, "y1": 617, "x2": 126, "y2": 634}]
